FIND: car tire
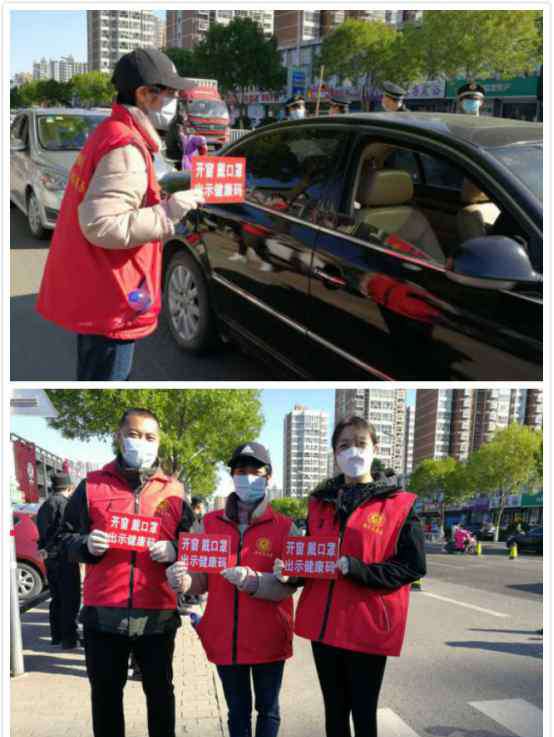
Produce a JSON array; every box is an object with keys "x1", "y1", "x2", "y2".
[
  {"x1": 17, "y1": 562, "x2": 44, "y2": 601},
  {"x1": 27, "y1": 191, "x2": 49, "y2": 240},
  {"x1": 164, "y1": 250, "x2": 217, "y2": 353}
]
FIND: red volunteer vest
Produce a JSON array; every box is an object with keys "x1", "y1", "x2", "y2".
[
  {"x1": 36, "y1": 103, "x2": 163, "y2": 340},
  {"x1": 196, "y1": 506, "x2": 294, "y2": 666},
  {"x1": 83, "y1": 461, "x2": 185, "y2": 610},
  {"x1": 295, "y1": 489, "x2": 416, "y2": 657}
]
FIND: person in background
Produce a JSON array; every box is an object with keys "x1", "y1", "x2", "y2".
[
  {"x1": 285, "y1": 95, "x2": 306, "y2": 120},
  {"x1": 274, "y1": 415, "x2": 426, "y2": 737},
  {"x1": 36, "y1": 471, "x2": 81, "y2": 648},
  {"x1": 61, "y1": 408, "x2": 194, "y2": 737},
  {"x1": 456, "y1": 81, "x2": 486, "y2": 116},
  {"x1": 165, "y1": 100, "x2": 188, "y2": 168},
  {"x1": 36, "y1": 49, "x2": 204, "y2": 381},
  {"x1": 190, "y1": 496, "x2": 206, "y2": 524},
  {"x1": 167, "y1": 442, "x2": 300, "y2": 737},
  {"x1": 328, "y1": 96, "x2": 349, "y2": 115},
  {"x1": 381, "y1": 82, "x2": 408, "y2": 112}
]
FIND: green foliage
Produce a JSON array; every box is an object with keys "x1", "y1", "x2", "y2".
[
  {"x1": 271, "y1": 497, "x2": 308, "y2": 519},
  {"x1": 71, "y1": 71, "x2": 115, "y2": 106},
  {"x1": 417, "y1": 11, "x2": 542, "y2": 80},
  {"x1": 408, "y1": 456, "x2": 471, "y2": 526},
  {"x1": 45, "y1": 390, "x2": 264, "y2": 496},
  {"x1": 164, "y1": 48, "x2": 201, "y2": 78}
]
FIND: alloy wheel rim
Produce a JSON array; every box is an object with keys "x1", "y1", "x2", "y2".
[
  {"x1": 168, "y1": 264, "x2": 200, "y2": 341},
  {"x1": 18, "y1": 568, "x2": 35, "y2": 597},
  {"x1": 28, "y1": 195, "x2": 41, "y2": 234}
]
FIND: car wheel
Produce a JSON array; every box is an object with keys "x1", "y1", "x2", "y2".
[
  {"x1": 164, "y1": 250, "x2": 217, "y2": 353},
  {"x1": 27, "y1": 191, "x2": 49, "y2": 240},
  {"x1": 17, "y1": 562, "x2": 43, "y2": 601}
]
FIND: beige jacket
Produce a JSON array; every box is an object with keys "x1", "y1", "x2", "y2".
[{"x1": 78, "y1": 106, "x2": 175, "y2": 250}]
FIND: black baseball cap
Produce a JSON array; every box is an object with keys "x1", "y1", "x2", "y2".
[
  {"x1": 112, "y1": 48, "x2": 187, "y2": 94},
  {"x1": 51, "y1": 472, "x2": 72, "y2": 492},
  {"x1": 228, "y1": 442, "x2": 272, "y2": 471}
]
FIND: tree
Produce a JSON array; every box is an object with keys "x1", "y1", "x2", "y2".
[
  {"x1": 164, "y1": 48, "x2": 202, "y2": 78},
  {"x1": 71, "y1": 71, "x2": 115, "y2": 107},
  {"x1": 417, "y1": 11, "x2": 542, "y2": 80},
  {"x1": 15, "y1": 80, "x2": 41, "y2": 108},
  {"x1": 408, "y1": 456, "x2": 470, "y2": 531},
  {"x1": 10, "y1": 86, "x2": 23, "y2": 108},
  {"x1": 465, "y1": 424, "x2": 542, "y2": 541},
  {"x1": 45, "y1": 390, "x2": 264, "y2": 497},
  {"x1": 35, "y1": 79, "x2": 74, "y2": 107},
  {"x1": 194, "y1": 17, "x2": 286, "y2": 121},
  {"x1": 271, "y1": 497, "x2": 308, "y2": 519}
]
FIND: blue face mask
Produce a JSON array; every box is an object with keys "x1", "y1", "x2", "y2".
[
  {"x1": 462, "y1": 99, "x2": 481, "y2": 115},
  {"x1": 233, "y1": 475, "x2": 267, "y2": 504},
  {"x1": 122, "y1": 436, "x2": 158, "y2": 470}
]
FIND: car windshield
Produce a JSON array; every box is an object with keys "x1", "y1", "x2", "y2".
[
  {"x1": 487, "y1": 143, "x2": 542, "y2": 202},
  {"x1": 36, "y1": 114, "x2": 106, "y2": 151},
  {"x1": 188, "y1": 99, "x2": 229, "y2": 119}
]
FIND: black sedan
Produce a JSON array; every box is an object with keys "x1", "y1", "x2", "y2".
[
  {"x1": 506, "y1": 527, "x2": 543, "y2": 554},
  {"x1": 162, "y1": 112, "x2": 542, "y2": 380}
]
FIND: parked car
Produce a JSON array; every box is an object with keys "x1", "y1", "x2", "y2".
[
  {"x1": 13, "y1": 510, "x2": 47, "y2": 602},
  {"x1": 161, "y1": 112, "x2": 542, "y2": 380},
  {"x1": 506, "y1": 526, "x2": 543, "y2": 554},
  {"x1": 465, "y1": 522, "x2": 497, "y2": 541}
]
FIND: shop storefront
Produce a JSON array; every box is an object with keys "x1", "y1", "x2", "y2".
[
  {"x1": 460, "y1": 491, "x2": 542, "y2": 535},
  {"x1": 404, "y1": 80, "x2": 449, "y2": 113},
  {"x1": 446, "y1": 76, "x2": 540, "y2": 121}
]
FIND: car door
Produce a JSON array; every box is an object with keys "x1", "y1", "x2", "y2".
[
  {"x1": 10, "y1": 114, "x2": 30, "y2": 208},
  {"x1": 195, "y1": 124, "x2": 351, "y2": 376},
  {"x1": 306, "y1": 130, "x2": 542, "y2": 380}
]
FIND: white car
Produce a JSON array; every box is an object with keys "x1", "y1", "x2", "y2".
[{"x1": 10, "y1": 107, "x2": 108, "y2": 239}]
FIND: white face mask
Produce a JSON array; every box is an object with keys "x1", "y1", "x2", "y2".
[
  {"x1": 121, "y1": 436, "x2": 159, "y2": 470},
  {"x1": 148, "y1": 96, "x2": 177, "y2": 131},
  {"x1": 233, "y1": 475, "x2": 267, "y2": 504},
  {"x1": 289, "y1": 107, "x2": 305, "y2": 120},
  {"x1": 336, "y1": 445, "x2": 374, "y2": 479}
]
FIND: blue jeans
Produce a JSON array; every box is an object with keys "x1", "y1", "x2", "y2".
[
  {"x1": 77, "y1": 334, "x2": 135, "y2": 380},
  {"x1": 216, "y1": 661, "x2": 285, "y2": 737}
]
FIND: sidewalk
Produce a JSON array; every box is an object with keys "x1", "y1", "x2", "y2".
[{"x1": 11, "y1": 602, "x2": 226, "y2": 737}]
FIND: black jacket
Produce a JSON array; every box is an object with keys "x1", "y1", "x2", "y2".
[
  {"x1": 36, "y1": 493, "x2": 69, "y2": 554},
  {"x1": 308, "y1": 471, "x2": 426, "y2": 589}
]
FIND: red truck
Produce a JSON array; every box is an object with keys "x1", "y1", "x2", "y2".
[{"x1": 179, "y1": 78, "x2": 230, "y2": 151}]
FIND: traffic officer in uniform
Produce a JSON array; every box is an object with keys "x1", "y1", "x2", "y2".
[
  {"x1": 167, "y1": 442, "x2": 300, "y2": 737},
  {"x1": 62, "y1": 408, "x2": 194, "y2": 737},
  {"x1": 456, "y1": 81, "x2": 486, "y2": 116},
  {"x1": 329, "y1": 96, "x2": 349, "y2": 115},
  {"x1": 285, "y1": 95, "x2": 306, "y2": 120},
  {"x1": 381, "y1": 81, "x2": 409, "y2": 112},
  {"x1": 36, "y1": 471, "x2": 81, "y2": 648}
]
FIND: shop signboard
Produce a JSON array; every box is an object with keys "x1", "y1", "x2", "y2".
[
  {"x1": 446, "y1": 76, "x2": 539, "y2": 98},
  {"x1": 406, "y1": 80, "x2": 446, "y2": 99},
  {"x1": 472, "y1": 496, "x2": 490, "y2": 511},
  {"x1": 289, "y1": 68, "x2": 306, "y2": 97},
  {"x1": 521, "y1": 492, "x2": 543, "y2": 508}
]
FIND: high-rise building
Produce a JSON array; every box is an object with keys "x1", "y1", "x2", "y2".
[
  {"x1": 33, "y1": 55, "x2": 87, "y2": 82},
  {"x1": 413, "y1": 389, "x2": 543, "y2": 469},
  {"x1": 283, "y1": 405, "x2": 329, "y2": 497},
  {"x1": 166, "y1": 10, "x2": 274, "y2": 50},
  {"x1": 274, "y1": 11, "x2": 322, "y2": 47},
  {"x1": 87, "y1": 10, "x2": 157, "y2": 72},
  {"x1": 334, "y1": 389, "x2": 406, "y2": 473},
  {"x1": 404, "y1": 406, "x2": 416, "y2": 477},
  {"x1": 152, "y1": 15, "x2": 166, "y2": 49},
  {"x1": 32, "y1": 58, "x2": 49, "y2": 80}
]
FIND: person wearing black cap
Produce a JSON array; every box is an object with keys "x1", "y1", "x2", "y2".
[
  {"x1": 285, "y1": 94, "x2": 306, "y2": 120},
  {"x1": 381, "y1": 81, "x2": 408, "y2": 112},
  {"x1": 167, "y1": 442, "x2": 300, "y2": 737},
  {"x1": 37, "y1": 49, "x2": 204, "y2": 381},
  {"x1": 37, "y1": 472, "x2": 81, "y2": 648},
  {"x1": 329, "y1": 96, "x2": 349, "y2": 115},
  {"x1": 456, "y1": 81, "x2": 486, "y2": 115}
]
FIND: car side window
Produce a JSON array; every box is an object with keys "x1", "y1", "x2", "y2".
[
  {"x1": 235, "y1": 127, "x2": 349, "y2": 222},
  {"x1": 384, "y1": 149, "x2": 421, "y2": 183},
  {"x1": 11, "y1": 115, "x2": 28, "y2": 146},
  {"x1": 420, "y1": 153, "x2": 465, "y2": 191}
]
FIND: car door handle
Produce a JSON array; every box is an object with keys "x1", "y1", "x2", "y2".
[{"x1": 313, "y1": 266, "x2": 347, "y2": 289}]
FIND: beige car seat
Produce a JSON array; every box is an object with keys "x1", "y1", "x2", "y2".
[
  {"x1": 356, "y1": 164, "x2": 444, "y2": 263},
  {"x1": 457, "y1": 179, "x2": 500, "y2": 243}
]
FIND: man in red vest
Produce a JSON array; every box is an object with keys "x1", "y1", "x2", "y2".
[
  {"x1": 61, "y1": 408, "x2": 194, "y2": 737},
  {"x1": 36, "y1": 49, "x2": 204, "y2": 380}
]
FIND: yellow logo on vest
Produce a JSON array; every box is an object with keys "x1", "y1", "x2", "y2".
[
  {"x1": 255, "y1": 537, "x2": 273, "y2": 556},
  {"x1": 363, "y1": 512, "x2": 385, "y2": 534},
  {"x1": 155, "y1": 499, "x2": 170, "y2": 516}
]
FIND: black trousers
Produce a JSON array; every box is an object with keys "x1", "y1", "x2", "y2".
[
  {"x1": 45, "y1": 557, "x2": 80, "y2": 644},
  {"x1": 84, "y1": 628, "x2": 177, "y2": 737},
  {"x1": 311, "y1": 641, "x2": 387, "y2": 737}
]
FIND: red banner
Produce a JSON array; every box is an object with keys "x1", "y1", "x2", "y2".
[
  {"x1": 13, "y1": 440, "x2": 39, "y2": 502},
  {"x1": 178, "y1": 533, "x2": 232, "y2": 572},
  {"x1": 104, "y1": 512, "x2": 162, "y2": 552},
  {"x1": 191, "y1": 156, "x2": 246, "y2": 204},
  {"x1": 283, "y1": 536, "x2": 339, "y2": 579}
]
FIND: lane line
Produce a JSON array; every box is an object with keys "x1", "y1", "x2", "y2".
[
  {"x1": 469, "y1": 698, "x2": 542, "y2": 737},
  {"x1": 421, "y1": 592, "x2": 510, "y2": 618},
  {"x1": 377, "y1": 708, "x2": 421, "y2": 737}
]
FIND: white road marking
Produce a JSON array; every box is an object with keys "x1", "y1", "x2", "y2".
[
  {"x1": 469, "y1": 698, "x2": 542, "y2": 737},
  {"x1": 377, "y1": 708, "x2": 421, "y2": 736},
  {"x1": 421, "y1": 591, "x2": 510, "y2": 618}
]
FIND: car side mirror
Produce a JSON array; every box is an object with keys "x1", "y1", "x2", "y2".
[
  {"x1": 446, "y1": 236, "x2": 540, "y2": 290},
  {"x1": 11, "y1": 140, "x2": 27, "y2": 152}
]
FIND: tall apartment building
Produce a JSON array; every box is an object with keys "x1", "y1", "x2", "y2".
[
  {"x1": 152, "y1": 15, "x2": 166, "y2": 49},
  {"x1": 413, "y1": 389, "x2": 543, "y2": 469},
  {"x1": 166, "y1": 10, "x2": 274, "y2": 50},
  {"x1": 33, "y1": 55, "x2": 87, "y2": 82},
  {"x1": 87, "y1": 10, "x2": 157, "y2": 72},
  {"x1": 283, "y1": 406, "x2": 329, "y2": 497},
  {"x1": 404, "y1": 406, "x2": 416, "y2": 477},
  {"x1": 334, "y1": 389, "x2": 406, "y2": 473}
]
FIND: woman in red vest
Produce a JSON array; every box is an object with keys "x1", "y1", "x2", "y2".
[
  {"x1": 166, "y1": 442, "x2": 299, "y2": 737},
  {"x1": 275, "y1": 415, "x2": 426, "y2": 737},
  {"x1": 36, "y1": 48, "x2": 204, "y2": 380}
]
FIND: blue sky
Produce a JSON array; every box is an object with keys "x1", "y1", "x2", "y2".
[
  {"x1": 10, "y1": 10, "x2": 165, "y2": 76},
  {"x1": 10, "y1": 390, "x2": 415, "y2": 493}
]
